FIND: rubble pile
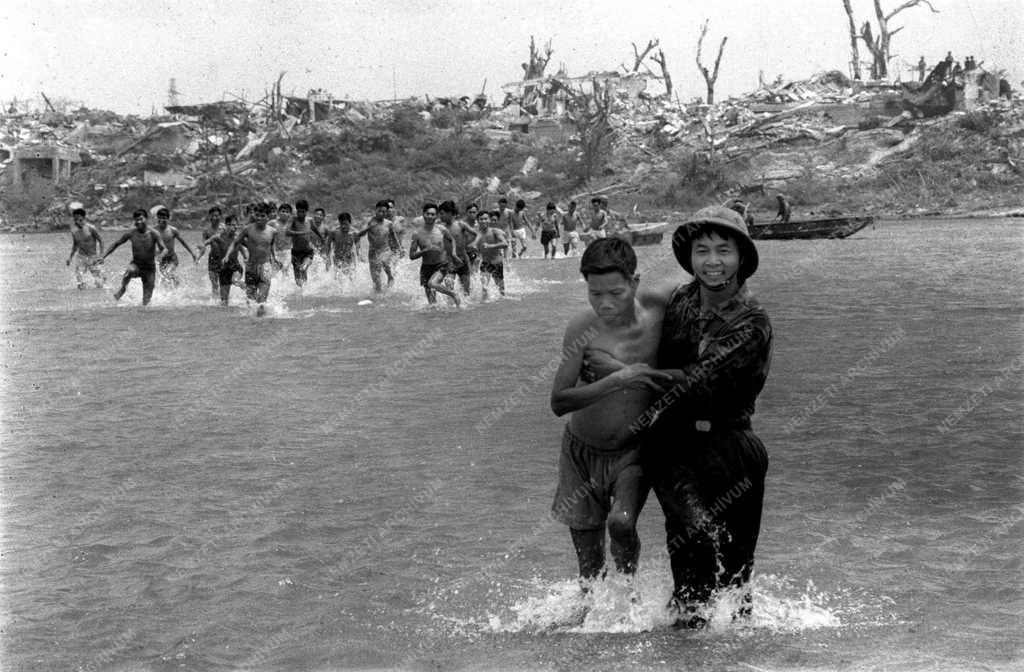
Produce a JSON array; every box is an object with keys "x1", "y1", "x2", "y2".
[{"x1": 1, "y1": 66, "x2": 1020, "y2": 229}]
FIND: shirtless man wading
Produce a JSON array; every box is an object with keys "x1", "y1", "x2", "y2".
[
  {"x1": 66, "y1": 207, "x2": 106, "y2": 289},
  {"x1": 356, "y1": 200, "x2": 399, "y2": 293},
  {"x1": 102, "y1": 209, "x2": 165, "y2": 305},
  {"x1": 153, "y1": 207, "x2": 197, "y2": 286},
  {"x1": 409, "y1": 202, "x2": 461, "y2": 306},
  {"x1": 224, "y1": 203, "x2": 279, "y2": 316}
]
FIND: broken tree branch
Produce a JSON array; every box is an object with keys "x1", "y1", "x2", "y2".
[
  {"x1": 696, "y1": 20, "x2": 728, "y2": 105},
  {"x1": 631, "y1": 39, "x2": 659, "y2": 72},
  {"x1": 882, "y1": 0, "x2": 938, "y2": 22},
  {"x1": 652, "y1": 49, "x2": 673, "y2": 98}
]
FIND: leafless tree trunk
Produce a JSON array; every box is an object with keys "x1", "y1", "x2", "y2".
[
  {"x1": 696, "y1": 20, "x2": 727, "y2": 105},
  {"x1": 652, "y1": 49, "x2": 673, "y2": 98},
  {"x1": 860, "y1": 22, "x2": 883, "y2": 79},
  {"x1": 853, "y1": 0, "x2": 939, "y2": 79},
  {"x1": 840, "y1": 0, "x2": 862, "y2": 80}
]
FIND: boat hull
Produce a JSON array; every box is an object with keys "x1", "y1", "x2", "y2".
[{"x1": 748, "y1": 216, "x2": 873, "y2": 240}]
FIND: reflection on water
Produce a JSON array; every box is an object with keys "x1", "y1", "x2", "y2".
[{"x1": 1, "y1": 220, "x2": 1022, "y2": 671}]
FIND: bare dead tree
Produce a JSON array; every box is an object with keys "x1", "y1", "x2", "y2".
[
  {"x1": 873, "y1": 0, "x2": 938, "y2": 79},
  {"x1": 553, "y1": 79, "x2": 615, "y2": 182},
  {"x1": 631, "y1": 39, "x2": 659, "y2": 72},
  {"x1": 840, "y1": 0, "x2": 863, "y2": 80},
  {"x1": 696, "y1": 20, "x2": 727, "y2": 105},
  {"x1": 652, "y1": 49, "x2": 673, "y2": 98},
  {"x1": 860, "y1": 22, "x2": 883, "y2": 79},
  {"x1": 850, "y1": 0, "x2": 939, "y2": 79},
  {"x1": 522, "y1": 36, "x2": 554, "y2": 80}
]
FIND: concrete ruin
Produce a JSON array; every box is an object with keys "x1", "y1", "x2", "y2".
[{"x1": 11, "y1": 144, "x2": 81, "y2": 185}]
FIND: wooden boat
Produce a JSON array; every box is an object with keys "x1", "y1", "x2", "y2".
[
  {"x1": 611, "y1": 221, "x2": 672, "y2": 246},
  {"x1": 747, "y1": 216, "x2": 873, "y2": 240}
]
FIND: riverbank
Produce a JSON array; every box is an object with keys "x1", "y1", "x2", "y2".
[{"x1": 2, "y1": 74, "x2": 1021, "y2": 232}]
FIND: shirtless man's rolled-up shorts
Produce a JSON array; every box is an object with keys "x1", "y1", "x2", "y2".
[{"x1": 552, "y1": 426, "x2": 647, "y2": 529}]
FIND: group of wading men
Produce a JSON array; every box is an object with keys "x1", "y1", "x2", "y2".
[
  {"x1": 68, "y1": 196, "x2": 772, "y2": 628},
  {"x1": 67, "y1": 196, "x2": 619, "y2": 311}
]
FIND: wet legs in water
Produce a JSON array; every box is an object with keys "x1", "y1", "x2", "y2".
[
  {"x1": 113, "y1": 264, "x2": 155, "y2": 305},
  {"x1": 158, "y1": 256, "x2": 179, "y2": 288},
  {"x1": 292, "y1": 253, "x2": 313, "y2": 287},
  {"x1": 654, "y1": 470, "x2": 764, "y2": 627},
  {"x1": 369, "y1": 259, "x2": 395, "y2": 293},
  {"x1": 425, "y1": 270, "x2": 460, "y2": 306},
  {"x1": 570, "y1": 519, "x2": 642, "y2": 581},
  {"x1": 569, "y1": 486, "x2": 645, "y2": 584}
]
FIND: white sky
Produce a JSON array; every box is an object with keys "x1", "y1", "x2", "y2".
[{"x1": 2, "y1": 0, "x2": 1022, "y2": 114}]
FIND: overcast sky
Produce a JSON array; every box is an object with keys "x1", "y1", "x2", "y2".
[{"x1": 3, "y1": 0, "x2": 1021, "y2": 114}]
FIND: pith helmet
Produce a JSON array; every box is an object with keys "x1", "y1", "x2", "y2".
[{"x1": 672, "y1": 205, "x2": 759, "y2": 282}]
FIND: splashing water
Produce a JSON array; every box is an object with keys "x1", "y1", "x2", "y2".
[
  {"x1": 72, "y1": 252, "x2": 550, "y2": 315},
  {"x1": 484, "y1": 570, "x2": 840, "y2": 636}
]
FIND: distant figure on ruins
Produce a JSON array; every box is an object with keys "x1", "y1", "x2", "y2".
[
  {"x1": 918, "y1": 56, "x2": 927, "y2": 82},
  {"x1": 774, "y1": 194, "x2": 791, "y2": 224}
]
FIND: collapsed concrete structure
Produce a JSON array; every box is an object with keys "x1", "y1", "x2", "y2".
[{"x1": 10, "y1": 144, "x2": 81, "y2": 185}]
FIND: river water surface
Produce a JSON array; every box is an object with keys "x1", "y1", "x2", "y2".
[{"x1": 1, "y1": 218, "x2": 1021, "y2": 671}]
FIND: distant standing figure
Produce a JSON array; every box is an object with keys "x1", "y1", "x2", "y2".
[
  {"x1": 774, "y1": 194, "x2": 791, "y2": 224},
  {"x1": 325, "y1": 213, "x2": 362, "y2": 282},
  {"x1": 198, "y1": 206, "x2": 224, "y2": 297},
  {"x1": 460, "y1": 202, "x2": 483, "y2": 276},
  {"x1": 224, "y1": 203, "x2": 278, "y2": 316},
  {"x1": 584, "y1": 196, "x2": 610, "y2": 244},
  {"x1": 66, "y1": 207, "x2": 106, "y2": 289},
  {"x1": 311, "y1": 207, "x2": 330, "y2": 267},
  {"x1": 285, "y1": 199, "x2": 323, "y2": 287},
  {"x1": 496, "y1": 197, "x2": 514, "y2": 262},
  {"x1": 439, "y1": 200, "x2": 473, "y2": 296},
  {"x1": 918, "y1": 56, "x2": 926, "y2": 82},
  {"x1": 476, "y1": 210, "x2": 509, "y2": 299},
  {"x1": 102, "y1": 209, "x2": 165, "y2": 305},
  {"x1": 561, "y1": 200, "x2": 584, "y2": 257},
  {"x1": 385, "y1": 199, "x2": 408, "y2": 256},
  {"x1": 207, "y1": 214, "x2": 245, "y2": 306},
  {"x1": 272, "y1": 203, "x2": 294, "y2": 275},
  {"x1": 511, "y1": 199, "x2": 536, "y2": 258},
  {"x1": 356, "y1": 200, "x2": 399, "y2": 293},
  {"x1": 409, "y1": 202, "x2": 461, "y2": 306},
  {"x1": 538, "y1": 202, "x2": 562, "y2": 259},
  {"x1": 153, "y1": 207, "x2": 197, "y2": 286}
]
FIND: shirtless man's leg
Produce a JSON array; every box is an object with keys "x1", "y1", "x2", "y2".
[{"x1": 427, "y1": 267, "x2": 460, "y2": 307}]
